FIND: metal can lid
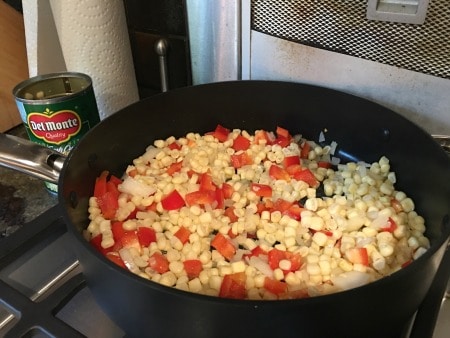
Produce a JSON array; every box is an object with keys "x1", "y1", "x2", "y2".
[{"x1": 13, "y1": 72, "x2": 94, "y2": 104}]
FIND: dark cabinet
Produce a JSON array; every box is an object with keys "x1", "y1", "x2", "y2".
[{"x1": 123, "y1": 0, "x2": 192, "y2": 98}]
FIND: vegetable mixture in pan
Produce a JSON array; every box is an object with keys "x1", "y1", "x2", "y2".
[{"x1": 85, "y1": 125, "x2": 430, "y2": 299}]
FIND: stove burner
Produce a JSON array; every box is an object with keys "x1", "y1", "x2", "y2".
[{"x1": 0, "y1": 206, "x2": 447, "y2": 337}]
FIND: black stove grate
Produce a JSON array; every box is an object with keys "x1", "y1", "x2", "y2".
[{"x1": 0, "y1": 207, "x2": 87, "y2": 337}]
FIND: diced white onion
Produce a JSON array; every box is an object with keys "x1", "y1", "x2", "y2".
[
  {"x1": 119, "y1": 176, "x2": 156, "y2": 198},
  {"x1": 331, "y1": 271, "x2": 372, "y2": 291},
  {"x1": 119, "y1": 248, "x2": 140, "y2": 274},
  {"x1": 248, "y1": 256, "x2": 274, "y2": 278},
  {"x1": 319, "y1": 131, "x2": 326, "y2": 143}
]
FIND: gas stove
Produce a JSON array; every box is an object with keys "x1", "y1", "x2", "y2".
[
  {"x1": 0, "y1": 206, "x2": 124, "y2": 337},
  {"x1": 0, "y1": 204, "x2": 448, "y2": 338}
]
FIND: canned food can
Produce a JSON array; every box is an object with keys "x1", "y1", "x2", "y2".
[{"x1": 13, "y1": 72, "x2": 100, "y2": 193}]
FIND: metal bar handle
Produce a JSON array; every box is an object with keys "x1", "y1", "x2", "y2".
[
  {"x1": 0, "y1": 133, "x2": 65, "y2": 184},
  {"x1": 155, "y1": 38, "x2": 169, "y2": 92}
]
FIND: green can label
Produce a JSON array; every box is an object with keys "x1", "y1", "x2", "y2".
[{"x1": 13, "y1": 72, "x2": 100, "y2": 193}]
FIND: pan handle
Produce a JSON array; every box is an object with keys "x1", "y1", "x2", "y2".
[{"x1": 0, "y1": 133, "x2": 65, "y2": 184}]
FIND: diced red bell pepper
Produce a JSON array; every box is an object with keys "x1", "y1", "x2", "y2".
[
  {"x1": 232, "y1": 135, "x2": 251, "y2": 151},
  {"x1": 345, "y1": 247, "x2": 369, "y2": 266},
  {"x1": 183, "y1": 259, "x2": 203, "y2": 279},
  {"x1": 264, "y1": 277, "x2": 288, "y2": 295},
  {"x1": 268, "y1": 248, "x2": 287, "y2": 270},
  {"x1": 187, "y1": 169, "x2": 197, "y2": 180},
  {"x1": 286, "y1": 164, "x2": 303, "y2": 176},
  {"x1": 300, "y1": 142, "x2": 310, "y2": 159},
  {"x1": 137, "y1": 226, "x2": 157, "y2": 247},
  {"x1": 94, "y1": 171, "x2": 109, "y2": 198},
  {"x1": 215, "y1": 188, "x2": 225, "y2": 209},
  {"x1": 250, "y1": 183, "x2": 273, "y2": 197},
  {"x1": 268, "y1": 248, "x2": 302, "y2": 273},
  {"x1": 269, "y1": 164, "x2": 290, "y2": 181},
  {"x1": 230, "y1": 152, "x2": 253, "y2": 168},
  {"x1": 168, "y1": 141, "x2": 181, "y2": 150},
  {"x1": 120, "y1": 231, "x2": 141, "y2": 252},
  {"x1": 211, "y1": 233, "x2": 236, "y2": 260},
  {"x1": 256, "y1": 202, "x2": 269, "y2": 214},
  {"x1": 227, "y1": 228, "x2": 238, "y2": 239},
  {"x1": 380, "y1": 217, "x2": 398, "y2": 233},
  {"x1": 243, "y1": 245, "x2": 268, "y2": 260},
  {"x1": 221, "y1": 183, "x2": 234, "y2": 199},
  {"x1": 254, "y1": 130, "x2": 272, "y2": 145},
  {"x1": 292, "y1": 168, "x2": 319, "y2": 187},
  {"x1": 109, "y1": 174, "x2": 123, "y2": 187},
  {"x1": 274, "y1": 136, "x2": 291, "y2": 148},
  {"x1": 185, "y1": 190, "x2": 216, "y2": 206},
  {"x1": 199, "y1": 172, "x2": 216, "y2": 192},
  {"x1": 219, "y1": 272, "x2": 247, "y2": 299},
  {"x1": 148, "y1": 252, "x2": 170, "y2": 273},
  {"x1": 166, "y1": 161, "x2": 183, "y2": 176},
  {"x1": 125, "y1": 208, "x2": 138, "y2": 221},
  {"x1": 111, "y1": 221, "x2": 126, "y2": 242},
  {"x1": 272, "y1": 199, "x2": 293, "y2": 213},
  {"x1": 212, "y1": 124, "x2": 230, "y2": 142},
  {"x1": 106, "y1": 252, "x2": 127, "y2": 269},
  {"x1": 251, "y1": 246, "x2": 268, "y2": 257},
  {"x1": 269, "y1": 199, "x2": 303, "y2": 220},
  {"x1": 174, "y1": 226, "x2": 191, "y2": 244},
  {"x1": 276, "y1": 126, "x2": 291, "y2": 139},
  {"x1": 310, "y1": 229, "x2": 333, "y2": 237},
  {"x1": 224, "y1": 206, "x2": 239, "y2": 222},
  {"x1": 94, "y1": 171, "x2": 121, "y2": 220},
  {"x1": 283, "y1": 155, "x2": 300, "y2": 168},
  {"x1": 317, "y1": 161, "x2": 332, "y2": 169},
  {"x1": 97, "y1": 189, "x2": 119, "y2": 220},
  {"x1": 161, "y1": 189, "x2": 186, "y2": 210},
  {"x1": 283, "y1": 203, "x2": 304, "y2": 221},
  {"x1": 90, "y1": 233, "x2": 111, "y2": 255}
]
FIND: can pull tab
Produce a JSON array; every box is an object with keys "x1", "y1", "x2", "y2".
[
  {"x1": 366, "y1": 0, "x2": 430, "y2": 24},
  {"x1": 0, "y1": 133, "x2": 65, "y2": 184},
  {"x1": 62, "y1": 77, "x2": 73, "y2": 94}
]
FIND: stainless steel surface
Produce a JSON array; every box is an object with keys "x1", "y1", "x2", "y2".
[
  {"x1": 247, "y1": 31, "x2": 450, "y2": 136},
  {"x1": 186, "y1": 0, "x2": 242, "y2": 84},
  {"x1": 189, "y1": 0, "x2": 450, "y2": 134},
  {"x1": 251, "y1": 0, "x2": 449, "y2": 79},
  {"x1": 366, "y1": 0, "x2": 430, "y2": 24},
  {"x1": 155, "y1": 38, "x2": 169, "y2": 92},
  {"x1": 0, "y1": 133, "x2": 64, "y2": 184}
]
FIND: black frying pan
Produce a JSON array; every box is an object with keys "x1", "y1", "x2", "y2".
[{"x1": 2, "y1": 81, "x2": 449, "y2": 338}]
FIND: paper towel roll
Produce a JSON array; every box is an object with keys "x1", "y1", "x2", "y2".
[
  {"x1": 48, "y1": 0, "x2": 139, "y2": 120},
  {"x1": 22, "y1": 0, "x2": 66, "y2": 77}
]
